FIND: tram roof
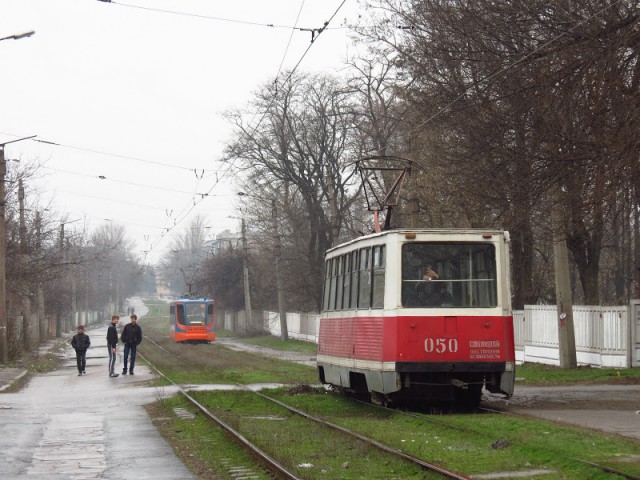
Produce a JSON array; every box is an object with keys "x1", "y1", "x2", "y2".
[
  {"x1": 325, "y1": 228, "x2": 509, "y2": 256},
  {"x1": 172, "y1": 297, "x2": 214, "y2": 303}
]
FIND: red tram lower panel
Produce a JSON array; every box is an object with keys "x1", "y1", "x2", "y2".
[
  {"x1": 172, "y1": 326, "x2": 216, "y2": 343},
  {"x1": 317, "y1": 314, "x2": 515, "y2": 404}
]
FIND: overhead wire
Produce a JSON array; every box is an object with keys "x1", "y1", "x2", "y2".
[
  {"x1": 32, "y1": 137, "x2": 216, "y2": 172},
  {"x1": 211, "y1": 0, "x2": 349, "y2": 195},
  {"x1": 142, "y1": 0, "x2": 349, "y2": 259},
  {"x1": 43, "y1": 166, "x2": 210, "y2": 195},
  {"x1": 6, "y1": 1, "x2": 351, "y2": 262},
  {"x1": 107, "y1": 0, "x2": 349, "y2": 32}
]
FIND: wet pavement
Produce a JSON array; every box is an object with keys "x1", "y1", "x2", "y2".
[{"x1": 0, "y1": 320, "x2": 194, "y2": 480}]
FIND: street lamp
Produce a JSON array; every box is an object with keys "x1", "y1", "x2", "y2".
[
  {"x1": 0, "y1": 135, "x2": 37, "y2": 363},
  {"x1": 0, "y1": 31, "x2": 35, "y2": 42}
]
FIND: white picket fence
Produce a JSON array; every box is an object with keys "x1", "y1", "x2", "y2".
[
  {"x1": 229, "y1": 299, "x2": 640, "y2": 369},
  {"x1": 514, "y1": 302, "x2": 640, "y2": 368}
]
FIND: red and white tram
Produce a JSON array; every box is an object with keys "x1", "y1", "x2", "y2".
[{"x1": 317, "y1": 228, "x2": 515, "y2": 407}]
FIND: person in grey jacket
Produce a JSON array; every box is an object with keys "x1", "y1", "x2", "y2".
[{"x1": 71, "y1": 325, "x2": 91, "y2": 376}]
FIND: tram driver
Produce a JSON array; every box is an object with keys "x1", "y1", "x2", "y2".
[
  {"x1": 417, "y1": 264, "x2": 442, "y2": 306},
  {"x1": 423, "y1": 265, "x2": 439, "y2": 281}
]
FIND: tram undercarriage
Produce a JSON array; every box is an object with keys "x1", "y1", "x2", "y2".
[{"x1": 318, "y1": 362, "x2": 513, "y2": 409}]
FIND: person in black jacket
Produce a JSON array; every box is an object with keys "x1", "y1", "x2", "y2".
[
  {"x1": 121, "y1": 314, "x2": 142, "y2": 375},
  {"x1": 71, "y1": 325, "x2": 91, "y2": 376},
  {"x1": 106, "y1": 315, "x2": 120, "y2": 377}
]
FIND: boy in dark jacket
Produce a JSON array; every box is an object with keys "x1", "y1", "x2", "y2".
[
  {"x1": 121, "y1": 314, "x2": 142, "y2": 375},
  {"x1": 106, "y1": 315, "x2": 120, "y2": 377},
  {"x1": 71, "y1": 325, "x2": 91, "y2": 376}
]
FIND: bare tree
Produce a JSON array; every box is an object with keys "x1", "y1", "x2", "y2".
[
  {"x1": 159, "y1": 214, "x2": 210, "y2": 296},
  {"x1": 222, "y1": 72, "x2": 362, "y2": 310},
  {"x1": 360, "y1": 0, "x2": 640, "y2": 305}
]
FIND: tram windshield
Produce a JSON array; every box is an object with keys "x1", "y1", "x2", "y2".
[
  {"x1": 185, "y1": 302, "x2": 210, "y2": 325},
  {"x1": 402, "y1": 243, "x2": 497, "y2": 308}
]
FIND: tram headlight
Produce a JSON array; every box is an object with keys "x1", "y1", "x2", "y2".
[{"x1": 505, "y1": 362, "x2": 515, "y2": 372}]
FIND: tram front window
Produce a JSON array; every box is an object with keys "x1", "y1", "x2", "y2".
[
  {"x1": 401, "y1": 243, "x2": 497, "y2": 308},
  {"x1": 185, "y1": 303, "x2": 208, "y2": 325}
]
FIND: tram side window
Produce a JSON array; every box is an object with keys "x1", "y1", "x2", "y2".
[
  {"x1": 358, "y1": 248, "x2": 371, "y2": 308},
  {"x1": 322, "y1": 261, "x2": 332, "y2": 312},
  {"x1": 350, "y1": 250, "x2": 359, "y2": 309},
  {"x1": 342, "y1": 253, "x2": 351, "y2": 309},
  {"x1": 207, "y1": 304, "x2": 214, "y2": 325},
  {"x1": 371, "y1": 245, "x2": 385, "y2": 309},
  {"x1": 336, "y1": 256, "x2": 344, "y2": 310},
  {"x1": 176, "y1": 304, "x2": 185, "y2": 325},
  {"x1": 328, "y1": 258, "x2": 337, "y2": 310}
]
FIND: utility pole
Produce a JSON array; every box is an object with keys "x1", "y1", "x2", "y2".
[
  {"x1": 241, "y1": 219, "x2": 252, "y2": 333},
  {"x1": 56, "y1": 223, "x2": 64, "y2": 337},
  {"x1": 272, "y1": 200, "x2": 288, "y2": 341},
  {"x1": 553, "y1": 191, "x2": 577, "y2": 369},
  {"x1": 0, "y1": 145, "x2": 8, "y2": 362},
  {"x1": 0, "y1": 136, "x2": 36, "y2": 363},
  {"x1": 69, "y1": 238, "x2": 77, "y2": 331},
  {"x1": 18, "y1": 179, "x2": 32, "y2": 350},
  {"x1": 35, "y1": 211, "x2": 46, "y2": 342},
  {"x1": 554, "y1": 236, "x2": 577, "y2": 368}
]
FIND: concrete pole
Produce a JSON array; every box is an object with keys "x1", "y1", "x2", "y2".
[
  {"x1": 0, "y1": 147, "x2": 8, "y2": 363},
  {"x1": 18, "y1": 180, "x2": 32, "y2": 350},
  {"x1": 272, "y1": 200, "x2": 288, "y2": 341},
  {"x1": 241, "y1": 219, "x2": 252, "y2": 333},
  {"x1": 56, "y1": 223, "x2": 64, "y2": 337},
  {"x1": 35, "y1": 211, "x2": 46, "y2": 342},
  {"x1": 553, "y1": 192, "x2": 577, "y2": 369}
]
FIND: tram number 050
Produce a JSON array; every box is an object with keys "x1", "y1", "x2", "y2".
[{"x1": 424, "y1": 338, "x2": 459, "y2": 354}]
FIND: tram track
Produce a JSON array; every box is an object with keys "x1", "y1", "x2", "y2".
[
  {"x1": 351, "y1": 399, "x2": 640, "y2": 480},
  {"x1": 140, "y1": 338, "x2": 298, "y2": 480},
  {"x1": 141, "y1": 335, "x2": 472, "y2": 479},
  {"x1": 477, "y1": 406, "x2": 640, "y2": 480},
  {"x1": 138, "y1": 330, "x2": 640, "y2": 479}
]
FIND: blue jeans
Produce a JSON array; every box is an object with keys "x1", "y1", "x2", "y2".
[{"x1": 123, "y1": 344, "x2": 137, "y2": 373}]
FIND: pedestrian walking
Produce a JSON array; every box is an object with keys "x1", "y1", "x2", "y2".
[
  {"x1": 71, "y1": 325, "x2": 90, "y2": 376},
  {"x1": 121, "y1": 314, "x2": 142, "y2": 375},
  {"x1": 106, "y1": 315, "x2": 120, "y2": 377}
]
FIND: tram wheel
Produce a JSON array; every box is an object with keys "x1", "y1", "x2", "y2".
[{"x1": 455, "y1": 384, "x2": 482, "y2": 411}]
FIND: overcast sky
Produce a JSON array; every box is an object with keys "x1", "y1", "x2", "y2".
[{"x1": 1, "y1": 0, "x2": 359, "y2": 264}]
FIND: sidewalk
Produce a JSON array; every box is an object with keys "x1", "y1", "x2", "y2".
[{"x1": 0, "y1": 321, "x2": 193, "y2": 479}]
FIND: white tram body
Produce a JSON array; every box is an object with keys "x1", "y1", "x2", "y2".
[{"x1": 317, "y1": 228, "x2": 515, "y2": 406}]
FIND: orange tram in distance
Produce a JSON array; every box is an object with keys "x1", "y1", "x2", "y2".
[
  {"x1": 170, "y1": 297, "x2": 216, "y2": 344},
  {"x1": 317, "y1": 228, "x2": 515, "y2": 409}
]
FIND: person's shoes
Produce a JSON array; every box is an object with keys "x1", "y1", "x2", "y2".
[
  {"x1": 78, "y1": 372, "x2": 82, "y2": 376},
  {"x1": 109, "y1": 373, "x2": 119, "y2": 377},
  {"x1": 122, "y1": 369, "x2": 127, "y2": 374},
  {"x1": 82, "y1": 371, "x2": 86, "y2": 375},
  {"x1": 129, "y1": 371, "x2": 134, "y2": 375}
]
